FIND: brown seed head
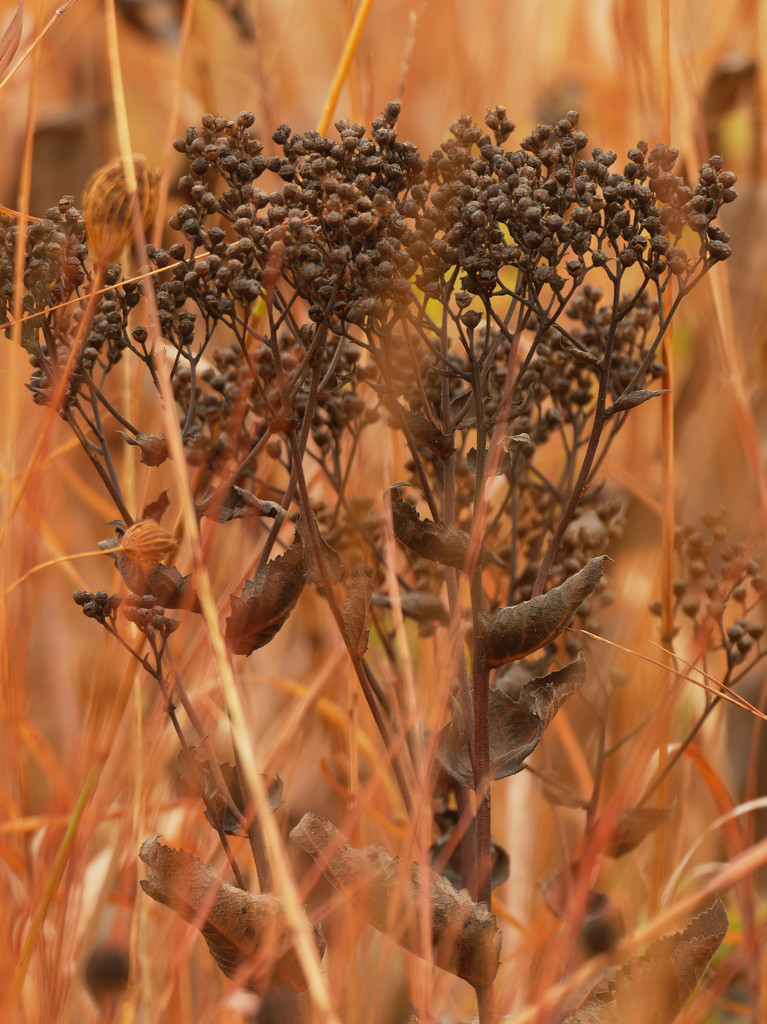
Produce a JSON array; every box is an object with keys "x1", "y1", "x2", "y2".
[
  {"x1": 82, "y1": 154, "x2": 159, "y2": 265},
  {"x1": 118, "y1": 519, "x2": 178, "y2": 570}
]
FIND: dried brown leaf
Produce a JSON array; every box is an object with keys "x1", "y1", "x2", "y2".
[
  {"x1": 372, "y1": 387, "x2": 455, "y2": 458},
  {"x1": 140, "y1": 490, "x2": 171, "y2": 523},
  {"x1": 144, "y1": 564, "x2": 200, "y2": 611},
  {"x1": 290, "y1": 813, "x2": 501, "y2": 986},
  {"x1": 371, "y1": 589, "x2": 450, "y2": 625},
  {"x1": 605, "y1": 388, "x2": 668, "y2": 417},
  {"x1": 225, "y1": 538, "x2": 305, "y2": 655},
  {"x1": 391, "y1": 492, "x2": 470, "y2": 571},
  {"x1": 563, "y1": 895, "x2": 728, "y2": 1024},
  {"x1": 479, "y1": 556, "x2": 610, "y2": 666},
  {"x1": 466, "y1": 447, "x2": 512, "y2": 476},
  {"x1": 539, "y1": 861, "x2": 612, "y2": 923},
  {"x1": 344, "y1": 568, "x2": 373, "y2": 656},
  {"x1": 604, "y1": 805, "x2": 674, "y2": 858},
  {"x1": 400, "y1": 405, "x2": 455, "y2": 458},
  {"x1": 176, "y1": 745, "x2": 282, "y2": 836},
  {"x1": 296, "y1": 512, "x2": 343, "y2": 586},
  {"x1": 139, "y1": 836, "x2": 323, "y2": 992},
  {"x1": 436, "y1": 656, "x2": 586, "y2": 787}
]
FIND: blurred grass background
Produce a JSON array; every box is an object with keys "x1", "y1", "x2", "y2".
[{"x1": 1, "y1": 1, "x2": 767, "y2": 1021}]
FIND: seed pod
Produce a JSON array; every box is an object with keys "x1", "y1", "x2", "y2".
[
  {"x1": 117, "y1": 519, "x2": 178, "y2": 571},
  {"x1": 82, "y1": 154, "x2": 159, "y2": 264}
]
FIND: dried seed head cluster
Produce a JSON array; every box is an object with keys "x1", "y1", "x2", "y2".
[
  {"x1": 1, "y1": 102, "x2": 741, "y2": 625},
  {"x1": 652, "y1": 507, "x2": 765, "y2": 669}
]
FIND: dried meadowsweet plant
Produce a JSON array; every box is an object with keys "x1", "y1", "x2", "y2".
[{"x1": 1, "y1": 103, "x2": 746, "y2": 1022}]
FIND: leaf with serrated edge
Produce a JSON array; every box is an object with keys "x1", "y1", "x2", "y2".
[
  {"x1": 605, "y1": 388, "x2": 668, "y2": 417},
  {"x1": 344, "y1": 568, "x2": 373, "y2": 656},
  {"x1": 604, "y1": 805, "x2": 674, "y2": 858},
  {"x1": 562, "y1": 895, "x2": 728, "y2": 1024},
  {"x1": 290, "y1": 812, "x2": 501, "y2": 986},
  {"x1": 437, "y1": 655, "x2": 586, "y2": 787},
  {"x1": 480, "y1": 556, "x2": 610, "y2": 666},
  {"x1": 296, "y1": 511, "x2": 343, "y2": 586},
  {"x1": 391, "y1": 492, "x2": 470, "y2": 571},
  {"x1": 372, "y1": 590, "x2": 450, "y2": 625},
  {"x1": 139, "y1": 836, "x2": 324, "y2": 992},
  {"x1": 225, "y1": 538, "x2": 305, "y2": 655}
]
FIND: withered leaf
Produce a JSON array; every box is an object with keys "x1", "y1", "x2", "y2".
[
  {"x1": 141, "y1": 490, "x2": 171, "y2": 523},
  {"x1": 495, "y1": 647, "x2": 556, "y2": 698},
  {"x1": 466, "y1": 447, "x2": 512, "y2": 476},
  {"x1": 562, "y1": 895, "x2": 728, "y2": 1024},
  {"x1": 605, "y1": 389, "x2": 668, "y2": 417},
  {"x1": 538, "y1": 769, "x2": 589, "y2": 809},
  {"x1": 371, "y1": 589, "x2": 450, "y2": 626},
  {"x1": 539, "y1": 860, "x2": 612, "y2": 923},
  {"x1": 391, "y1": 492, "x2": 470, "y2": 571},
  {"x1": 371, "y1": 387, "x2": 455, "y2": 458},
  {"x1": 480, "y1": 556, "x2": 610, "y2": 666},
  {"x1": 139, "y1": 836, "x2": 324, "y2": 993},
  {"x1": 296, "y1": 512, "x2": 343, "y2": 587},
  {"x1": 604, "y1": 805, "x2": 674, "y2": 858},
  {"x1": 344, "y1": 567, "x2": 373, "y2": 656},
  {"x1": 290, "y1": 812, "x2": 501, "y2": 986},
  {"x1": 119, "y1": 431, "x2": 169, "y2": 466},
  {"x1": 225, "y1": 538, "x2": 305, "y2": 655},
  {"x1": 145, "y1": 564, "x2": 200, "y2": 611},
  {"x1": 436, "y1": 655, "x2": 586, "y2": 787},
  {"x1": 400, "y1": 405, "x2": 455, "y2": 458},
  {"x1": 177, "y1": 745, "x2": 283, "y2": 836}
]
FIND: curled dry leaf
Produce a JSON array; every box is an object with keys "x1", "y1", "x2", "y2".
[
  {"x1": 296, "y1": 511, "x2": 343, "y2": 586},
  {"x1": 372, "y1": 387, "x2": 455, "y2": 458},
  {"x1": 139, "y1": 836, "x2": 324, "y2": 993},
  {"x1": 562, "y1": 895, "x2": 728, "y2": 1024},
  {"x1": 140, "y1": 490, "x2": 171, "y2": 523},
  {"x1": 466, "y1": 447, "x2": 512, "y2": 476},
  {"x1": 390, "y1": 492, "x2": 470, "y2": 571},
  {"x1": 603, "y1": 805, "x2": 674, "y2": 858},
  {"x1": 344, "y1": 567, "x2": 374, "y2": 656},
  {"x1": 177, "y1": 744, "x2": 282, "y2": 836},
  {"x1": 605, "y1": 388, "x2": 668, "y2": 417},
  {"x1": 290, "y1": 812, "x2": 501, "y2": 987},
  {"x1": 142, "y1": 564, "x2": 200, "y2": 611},
  {"x1": 437, "y1": 655, "x2": 586, "y2": 787},
  {"x1": 479, "y1": 556, "x2": 610, "y2": 666},
  {"x1": 400, "y1": 405, "x2": 455, "y2": 458},
  {"x1": 226, "y1": 537, "x2": 305, "y2": 655},
  {"x1": 539, "y1": 860, "x2": 613, "y2": 924},
  {"x1": 119, "y1": 431, "x2": 169, "y2": 466},
  {"x1": 371, "y1": 589, "x2": 450, "y2": 626}
]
